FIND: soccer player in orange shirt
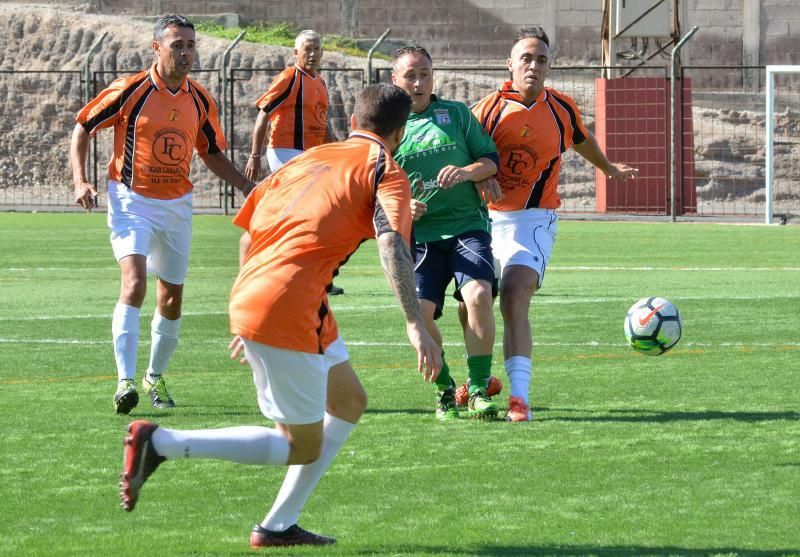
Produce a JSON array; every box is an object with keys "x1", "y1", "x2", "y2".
[
  {"x1": 244, "y1": 29, "x2": 345, "y2": 294},
  {"x1": 70, "y1": 15, "x2": 255, "y2": 415},
  {"x1": 471, "y1": 27, "x2": 639, "y2": 421},
  {"x1": 118, "y1": 84, "x2": 442, "y2": 548}
]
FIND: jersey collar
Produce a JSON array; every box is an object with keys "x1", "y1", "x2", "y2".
[
  {"x1": 294, "y1": 64, "x2": 319, "y2": 79},
  {"x1": 149, "y1": 64, "x2": 189, "y2": 92},
  {"x1": 348, "y1": 129, "x2": 390, "y2": 151},
  {"x1": 499, "y1": 80, "x2": 546, "y2": 105}
]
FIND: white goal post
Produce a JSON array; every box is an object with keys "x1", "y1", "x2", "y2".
[{"x1": 765, "y1": 65, "x2": 800, "y2": 224}]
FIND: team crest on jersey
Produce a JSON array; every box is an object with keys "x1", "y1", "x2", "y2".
[
  {"x1": 168, "y1": 108, "x2": 179, "y2": 121},
  {"x1": 520, "y1": 124, "x2": 531, "y2": 137},
  {"x1": 434, "y1": 109, "x2": 451, "y2": 125}
]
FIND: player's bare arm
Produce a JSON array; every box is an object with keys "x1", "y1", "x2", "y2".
[
  {"x1": 245, "y1": 110, "x2": 270, "y2": 181},
  {"x1": 436, "y1": 156, "x2": 498, "y2": 189},
  {"x1": 473, "y1": 176, "x2": 505, "y2": 204},
  {"x1": 228, "y1": 230, "x2": 253, "y2": 366},
  {"x1": 200, "y1": 151, "x2": 256, "y2": 196},
  {"x1": 377, "y1": 231, "x2": 443, "y2": 380},
  {"x1": 69, "y1": 123, "x2": 98, "y2": 211},
  {"x1": 572, "y1": 134, "x2": 639, "y2": 181}
]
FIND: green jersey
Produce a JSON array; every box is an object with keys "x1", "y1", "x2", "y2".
[{"x1": 394, "y1": 96, "x2": 498, "y2": 243}]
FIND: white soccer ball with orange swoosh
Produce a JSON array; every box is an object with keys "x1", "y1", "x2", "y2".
[{"x1": 624, "y1": 297, "x2": 682, "y2": 355}]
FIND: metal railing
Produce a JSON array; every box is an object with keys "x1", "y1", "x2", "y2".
[{"x1": 0, "y1": 63, "x2": 796, "y2": 222}]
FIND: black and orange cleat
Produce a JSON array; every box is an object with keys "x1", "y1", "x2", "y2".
[
  {"x1": 119, "y1": 420, "x2": 165, "y2": 512},
  {"x1": 250, "y1": 524, "x2": 336, "y2": 548}
]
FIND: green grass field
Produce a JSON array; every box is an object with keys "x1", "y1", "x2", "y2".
[{"x1": 1, "y1": 213, "x2": 798, "y2": 557}]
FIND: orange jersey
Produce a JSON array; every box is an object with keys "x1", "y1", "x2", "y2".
[
  {"x1": 472, "y1": 82, "x2": 589, "y2": 211},
  {"x1": 256, "y1": 65, "x2": 329, "y2": 150},
  {"x1": 76, "y1": 65, "x2": 227, "y2": 200},
  {"x1": 229, "y1": 130, "x2": 412, "y2": 354}
]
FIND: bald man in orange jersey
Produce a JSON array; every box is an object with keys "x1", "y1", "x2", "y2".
[
  {"x1": 71, "y1": 15, "x2": 255, "y2": 415},
  {"x1": 118, "y1": 84, "x2": 442, "y2": 548},
  {"x1": 471, "y1": 27, "x2": 638, "y2": 422}
]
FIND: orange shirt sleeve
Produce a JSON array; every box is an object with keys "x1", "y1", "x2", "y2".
[
  {"x1": 255, "y1": 67, "x2": 295, "y2": 114},
  {"x1": 233, "y1": 180, "x2": 268, "y2": 232},
  {"x1": 373, "y1": 162, "x2": 412, "y2": 245},
  {"x1": 192, "y1": 85, "x2": 227, "y2": 155},
  {"x1": 75, "y1": 76, "x2": 134, "y2": 136}
]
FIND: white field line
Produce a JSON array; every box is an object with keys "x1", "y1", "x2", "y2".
[
  {"x1": 1, "y1": 337, "x2": 798, "y2": 349},
  {"x1": 2, "y1": 293, "x2": 798, "y2": 322},
  {"x1": 3, "y1": 265, "x2": 800, "y2": 273}
]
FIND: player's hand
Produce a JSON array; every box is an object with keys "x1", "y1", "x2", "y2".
[
  {"x1": 406, "y1": 322, "x2": 442, "y2": 382},
  {"x1": 245, "y1": 157, "x2": 262, "y2": 182},
  {"x1": 474, "y1": 177, "x2": 504, "y2": 204},
  {"x1": 606, "y1": 163, "x2": 639, "y2": 181},
  {"x1": 74, "y1": 182, "x2": 98, "y2": 211},
  {"x1": 228, "y1": 335, "x2": 248, "y2": 365},
  {"x1": 436, "y1": 165, "x2": 469, "y2": 189},
  {"x1": 241, "y1": 180, "x2": 257, "y2": 197},
  {"x1": 410, "y1": 198, "x2": 427, "y2": 221}
]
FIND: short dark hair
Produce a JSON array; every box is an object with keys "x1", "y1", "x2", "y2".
[
  {"x1": 513, "y1": 26, "x2": 550, "y2": 47},
  {"x1": 392, "y1": 46, "x2": 433, "y2": 67},
  {"x1": 353, "y1": 84, "x2": 412, "y2": 138},
  {"x1": 153, "y1": 14, "x2": 195, "y2": 41}
]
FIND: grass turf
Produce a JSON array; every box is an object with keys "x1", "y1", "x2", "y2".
[{"x1": 0, "y1": 213, "x2": 798, "y2": 556}]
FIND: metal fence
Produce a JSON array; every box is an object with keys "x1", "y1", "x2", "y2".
[{"x1": 0, "y1": 63, "x2": 797, "y2": 221}]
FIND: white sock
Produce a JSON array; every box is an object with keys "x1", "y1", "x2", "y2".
[
  {"x1": 151, "y1": 425, "x2": 290, "y2": 465},
  {"x1": 505, "y1": 356, "x2": 532, "y2": 404},
  {"x1": 112, "y1": 303, "x2": 140, "y2": 381},
  {"x1": 261, "y1": 413, "x2": 356, "y2": 532},
  {"x1": 146, "y1": 312, "x2": 181, "y2": 381}
]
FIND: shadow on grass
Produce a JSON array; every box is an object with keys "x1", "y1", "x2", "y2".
[
  {"x1": 536, "y1": 407, "x2": 800, "y2": 423},
  {"x1": 354, "y1": 544, "x2": 800, "y2": 557},
  {"x1": 364, "y1": 408, "x2": 431, "y2": 415}
]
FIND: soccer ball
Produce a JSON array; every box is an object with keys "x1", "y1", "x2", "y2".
[{"x1": 624, "y1": 297, "x2": 682, "y2": 356}]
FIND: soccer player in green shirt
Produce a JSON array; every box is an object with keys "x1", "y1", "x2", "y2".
[{"x1": 392, "y1": 46, "x2": 501, "y2": 419}]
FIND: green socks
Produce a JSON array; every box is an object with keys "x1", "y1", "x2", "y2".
[
  {"x1": 434, "y1": 351, "x2": 453, "y2": 391},
  {"x1": 467, "y1": 354, "x2": 493, "y2": 395}
]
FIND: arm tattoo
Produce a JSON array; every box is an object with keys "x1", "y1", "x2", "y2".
[{"x1": 377, "y1": 232, "x2": 424, "y2": 324}]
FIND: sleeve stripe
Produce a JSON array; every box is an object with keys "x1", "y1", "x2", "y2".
[
  {"x1": 548, "y1": 90, "x2": 586, "y2": 144},
  {"x1": 189, "y1": 84, "x2": 222, "y2": 154},
  {"x1": 83, "y1": 76, "x2": 149, "y2": 134},
  {"x1": 544, "y1": 96, "x2": 566, "y2": 154},
  {"x1": 263, "y1": 69, "x2": 297, "y2": 114},
  {"x1": 481, "y1": 93, "x2": 503, "y2": 130},
  {"x1": 373, "y1": 145, "x2": 386, "y2": 195}
]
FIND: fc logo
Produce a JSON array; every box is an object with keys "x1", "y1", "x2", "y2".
[
  {"x1": 504, "y1": 144, "x2": 538, "y2": 175},
  {"x1": 152, "y1": 128, "x2": 189, "y2": 166}
]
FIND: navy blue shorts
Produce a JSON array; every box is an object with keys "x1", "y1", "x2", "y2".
[{"x1": 414, "y1": 230, "x2": 497, "y2": 320}]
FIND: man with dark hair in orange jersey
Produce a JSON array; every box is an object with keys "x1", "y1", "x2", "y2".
[
  {"x1": 471, "y1": 27, "x2": 638, "y2": 422},
  {"x1": 70, "y1": 14, "x2": 255, "y2": 415},
  {"x1": 117, "y1": 84, "x2": 442, "y2": 549}
]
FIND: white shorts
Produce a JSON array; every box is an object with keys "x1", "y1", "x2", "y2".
[
  {"x1": 490, "y1": 208, "x2": 558, "y2": 288},
  {"x1": 243, "y1": 336, "x2": 350, "y2": 425},
  {"x1": 267, "y1": 148, "x2": 303, "y2": 172},
  {"x1": 106, "y1": 181, "x2": 193, "y2": 285}
]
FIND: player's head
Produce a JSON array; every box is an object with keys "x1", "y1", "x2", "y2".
[
  {"x1": 391, "y1": 46, "x2": 434, "y2": 114},
  {"x1": 294, "y1": 30, "x2": 323, "y2": 75},
  {"x1": 152, "y1": 15, "x2": 196, "y2": 84},
  {"x1": 351, "y1": 84, "x2": 412, "y2": 151},
  {"x1": 508, "y1": 26, "x2": 551, "y2": 100}
]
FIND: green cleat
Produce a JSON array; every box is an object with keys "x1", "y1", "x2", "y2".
[
  {"x1": 467, "y1": 389, "x2": 498, "y2": 419},
  {"x1": 435, "y1": 386, "x2": 459, "y2": 420},
  {"x1": 142, "y1": 376, "x2": 176, "y2": 409},
  {"x1": 114, "y1": 379, "x2": 139, "y2": 415}
]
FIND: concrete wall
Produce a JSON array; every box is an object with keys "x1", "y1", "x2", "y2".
[{"x1": 86, "y1": 0, "x2": 800, "y2": 66}]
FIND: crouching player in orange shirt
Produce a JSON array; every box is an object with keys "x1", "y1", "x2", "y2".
[{"x1": 118, "y1": 84, "x2": 442, "y2": 548}]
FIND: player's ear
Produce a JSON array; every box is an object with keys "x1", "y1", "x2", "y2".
[
  {"x1": 506, "y1": 57, "x2": 513, "y2": 72},
  {"x1": 350, "y1": 114, "x2": 357, "y2": 130}
]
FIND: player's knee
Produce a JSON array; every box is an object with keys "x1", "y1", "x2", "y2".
[{"x1": 120, "y1": 278, "x2": 146, "y2": 306}]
